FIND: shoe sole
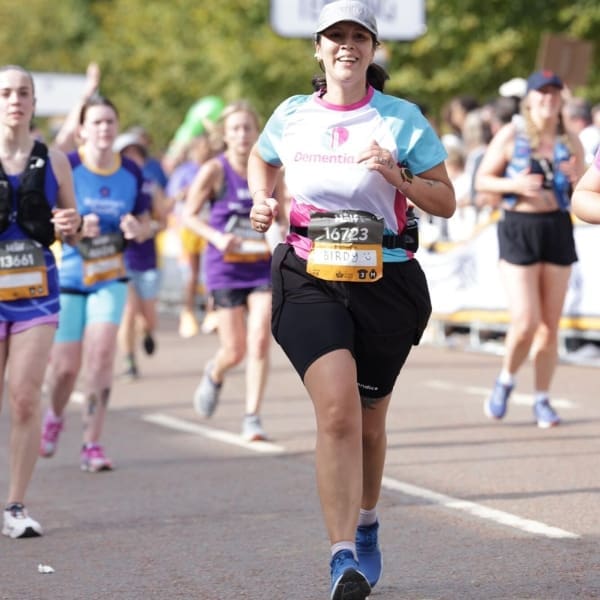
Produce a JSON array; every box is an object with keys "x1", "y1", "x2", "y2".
[
  {"x1": 81, "y1": 464, "x2": 113, "y2": 473},
  {"x1": 537, "y1": 420, "x2": 560, "y2": 429},
  {"x1": 242, "y1": 433, "x2": 268, "y2": 442},
  {"x1": 331, "y1": 569, "x2": 371, "y2": 600},
  {"x1": 484, "y1": 402, "x2": 506, "y2": 420},
  {"x1": 2, "y1": 526, "x2": 42, "y2": 538},
  {"x1": 193, "y1": 363, "x2": 220, "y2": 417},
  {"x1": 356, "y1": 549, "x2": 383, "y2": 588},
  {"x1": 193, "y1": 387, "x2": 215, "y2": 417}
]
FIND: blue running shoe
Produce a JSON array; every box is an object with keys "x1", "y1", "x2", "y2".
[
  {"x1": 330, "y1": 549, "x2": 371, "y2": 600},
  {"x1": 356, "y1": 521, "x2": 382, "y2": 588},
  {"x1": 484, "y1": 379, "x2": 513, "y2": 420},
  {"x1": 534, "y1": 398, "x2": 560, "y2": 428}
]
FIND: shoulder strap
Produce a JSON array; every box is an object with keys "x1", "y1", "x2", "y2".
[{"x1": 17, "y1": 140, "x2": 55, "y2": 246}]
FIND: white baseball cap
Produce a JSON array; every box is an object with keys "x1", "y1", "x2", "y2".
[{"x1": 316, "y1": 0, "x2": 378, "y2": 39}]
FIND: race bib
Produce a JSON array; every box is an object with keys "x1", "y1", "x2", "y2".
[
  {"x1": 0, "y1": 239, "x2": 48, "y2": 300},
  {"x1": 223, "y1": 215, "x2": 270, "y2": 263},
  {"x1": 78, "y1": 232, "x2": 126, "y2": 286},
  {"x1": 306, "y1": 210, "x2": 383, "y2": 283}
]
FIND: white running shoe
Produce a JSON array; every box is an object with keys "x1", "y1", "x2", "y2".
[{"x1": 2, "y1": 503, "x2": 43, "y2": 538}]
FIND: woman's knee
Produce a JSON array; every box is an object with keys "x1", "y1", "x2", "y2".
[
  {"x1": 221, "y1": 344, "x2": 246, "y2": 366},
  {"x1": 319, "y1": 398, "x2": 361, "y2": 439},
  {"x1": 511, "y1": 319, "x2": 539, "y2": 343},
  {"x1": 9, "y1": 386, "x2": 40, "y2": 423}
]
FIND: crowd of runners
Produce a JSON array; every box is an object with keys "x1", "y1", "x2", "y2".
[{"x1": 1, "y1": 2, "x2": 600, "y2": 599}]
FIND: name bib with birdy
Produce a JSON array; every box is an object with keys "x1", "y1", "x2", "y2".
[
  {"x1": 0, "y1": 239, "x2": 48, "y2": 300},
  {"x1": 223, "y1": 215, "x2": 270, "y2": 263},
  {"x1": 78, "y1": 232, "x2": 126, "y2": 286},
  {"x1": 306, "y1": 210, "x2": 384, "y2": 283}
]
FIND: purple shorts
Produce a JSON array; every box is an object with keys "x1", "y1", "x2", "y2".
[{"x1": 0, "y1": 314, "x2": 59, "y2": 341}]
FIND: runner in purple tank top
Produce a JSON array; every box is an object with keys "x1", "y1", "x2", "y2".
[{"x1": 183, "y1": 101, "x2": 287, "y2": 441}]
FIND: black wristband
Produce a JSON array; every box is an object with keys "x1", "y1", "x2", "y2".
[{"x1": 76, "y1": 215, "x2": 84, "y2": 233}]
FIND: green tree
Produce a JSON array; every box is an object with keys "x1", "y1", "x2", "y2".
[{"x1": 0, "y1": 0, "x2": 597, "y2": 152}]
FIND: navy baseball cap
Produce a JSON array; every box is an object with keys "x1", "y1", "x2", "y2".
[{"x1": 526, "y1": 70, "x2": 564, "y2": 93}]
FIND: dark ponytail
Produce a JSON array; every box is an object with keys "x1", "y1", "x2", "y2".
[{"x1": 366, "y1": 63, "x2": 389, "y2": 92}]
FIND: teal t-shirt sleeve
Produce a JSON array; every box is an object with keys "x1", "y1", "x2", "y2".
[
  {"x1": 257, "y1": 95, "x2": 309, "y2": 166},
  {"x1": 401, "y1": 104, "x2": 448, "y2": 174}
]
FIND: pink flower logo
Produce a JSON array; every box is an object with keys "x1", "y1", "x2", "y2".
[{"x1": 327, "y1": 126, "x2": 349, "y2": 149}]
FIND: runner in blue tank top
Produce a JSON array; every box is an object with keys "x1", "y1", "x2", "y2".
[
  {"x1": 476, "y1": 70, "x2": 585, "y2": 429},
  {"x1": 41, "y1": 94, "x2": 151, "y2": 473},
  {"x1": 0, "y1": 65, "x2": 82, "y2": 539},
  {"x1": 183, "y1": 101, "x2": 287, "y2": 442}
]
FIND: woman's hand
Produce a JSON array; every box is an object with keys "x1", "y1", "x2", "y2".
[
  {"x1": 120, "y1": 213, "x2": 144, "y2": 240},
  {"x1": 513, "y1": 169, "x2": 544, "y2": 198},
  {"x1": 357, "y1": 140, "x2": 400, "y2": 183},
  {"x1": 250, "y1": 197, "x2": 279, "y2": 232},
  {"x1": 51, "y1": 208, "x2": 82, "y2": 237},
  {"x1": 213, "y1": 232, "x2": 241, "y2": 254}
]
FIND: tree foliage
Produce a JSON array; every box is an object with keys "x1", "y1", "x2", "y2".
[{"x1": 0, "y1": 0, "x2": 597, "y2": 152}]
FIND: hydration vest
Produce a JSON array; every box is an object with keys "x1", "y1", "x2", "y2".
[
  {"x1": 504, "y1": 120, "x2": 572, "y2": 211},
  {"x1": 0, "y1": 141, "x2": 55, "y2": 246}
]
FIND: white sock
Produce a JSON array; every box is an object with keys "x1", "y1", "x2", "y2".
[
  {"x1": 498, "y1": 369, "x2": 515, "y2": 386},
  {"x1": 358, "y1": 507, "x2": 378, "y2": 527},
  {"x1": 331, "y1": 541, "x2": 356, "y2": 560},
  {"x1": 534, "y1": 390, "x2": 549, "y2": 403}
]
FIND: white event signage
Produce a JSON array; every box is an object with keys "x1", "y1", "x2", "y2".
[
  {"x1": 31, "y1": 72, "x2": 87, "y2": 117},
  {"x1": 270, "y1": 0, "x2": 426, "y2": 41}
]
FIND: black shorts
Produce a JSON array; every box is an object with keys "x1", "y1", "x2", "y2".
[
  {"x1": 211, "y1": 284, "x2": 271, "y2": 309},
  {"x1": 270, "y1": 244, "x2": 432, "y2": 399},
  {"x1": 497, "y1": 210, "x2": 577, "y2": 266}
]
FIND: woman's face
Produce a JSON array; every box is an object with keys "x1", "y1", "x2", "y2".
[
  {"x1": 316, "y1": 21, "x2": 375, "y2": 85},
  {"x1": 223, "y1": 110, "x2": 258, "y2": 156},
  {"x1": 0, "y1": 68, "x2": 35, "y2": 129},
  {"x1": 527, "y1": 85, "x2": 562, "y2": 120},
  {"x1": 79, "y1": 104, "x2": 119, "y2": 151}
]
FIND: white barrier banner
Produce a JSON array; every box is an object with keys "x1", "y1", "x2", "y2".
[{"x1": 419, "y1": 221, "x2": 600, "y2": 321}]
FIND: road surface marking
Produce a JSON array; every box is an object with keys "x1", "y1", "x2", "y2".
[
  {"x1": 143, "y1": 412, "x2": 579, "y2": 539},
  {"x1": 143, "y1": 412, "x2": 285, "y2": 454},
  {"x1": 426, "y1": 380, "x2": 575, "y2": 409},
  {"x1": 382, "y1": 477, "x2": 580, "y2": 539}
]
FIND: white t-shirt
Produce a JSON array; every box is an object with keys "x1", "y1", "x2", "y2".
[{"x1": 257, "y1": 86, "x2": 447, "y2": 261}]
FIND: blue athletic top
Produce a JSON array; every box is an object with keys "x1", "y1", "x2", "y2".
[
  {"x1": 504, "y1": 131, "x2": 572, "y2": 211},
  {"x1": 60, "y1": 150, "x2": 149, "y2": 292},
  {"x1": 0, "y1": 167, "x2": 60, "y2": 322}
]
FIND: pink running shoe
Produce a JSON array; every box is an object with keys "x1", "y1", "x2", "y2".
[
  {"x1": 40, "y1": 410, "x2": 64, "y2": 458},
  {"x1": 80, "y1": 444, "x2": 113, "y2": 473}
]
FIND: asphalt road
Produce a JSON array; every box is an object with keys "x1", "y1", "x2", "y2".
[{"x1": 1, "y1": 314, "x2": 599, "y2": 600}]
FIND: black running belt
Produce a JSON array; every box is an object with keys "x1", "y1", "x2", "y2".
[{"x1": 288, "y1": 225, "x2": 407, "y2": 249}]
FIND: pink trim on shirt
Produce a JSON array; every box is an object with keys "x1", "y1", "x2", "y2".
[
  {"x1": 594, "y1": 147, "x2": 600, "y2": 171},
  {"x1": 314, "y1": 86, "x2": 375, "y2": 111}
]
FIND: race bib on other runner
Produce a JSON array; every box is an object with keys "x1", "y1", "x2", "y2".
[
  {"x1": 223, "y1": 215, "x2": 270, "y2": 263},
  {"x1": 0, "y1": 239, "x2": 48, "y2": 300},
  {"x1": 78, "y1": 232, "x2": 126, "y2": 286},
  {"x1": 306, "y1": 210, "x2": 383, "y2": 283}
]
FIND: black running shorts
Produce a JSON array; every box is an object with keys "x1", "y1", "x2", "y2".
[
  {"x1": 270, "y1": 244, "x2": 432, "y2": 400},
  {"x1": 211, "y1": 284, "x2": 271, "y2": 309},
  {"x1": 497, "y1": 210, "x2": 577, "y2": 266}
]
